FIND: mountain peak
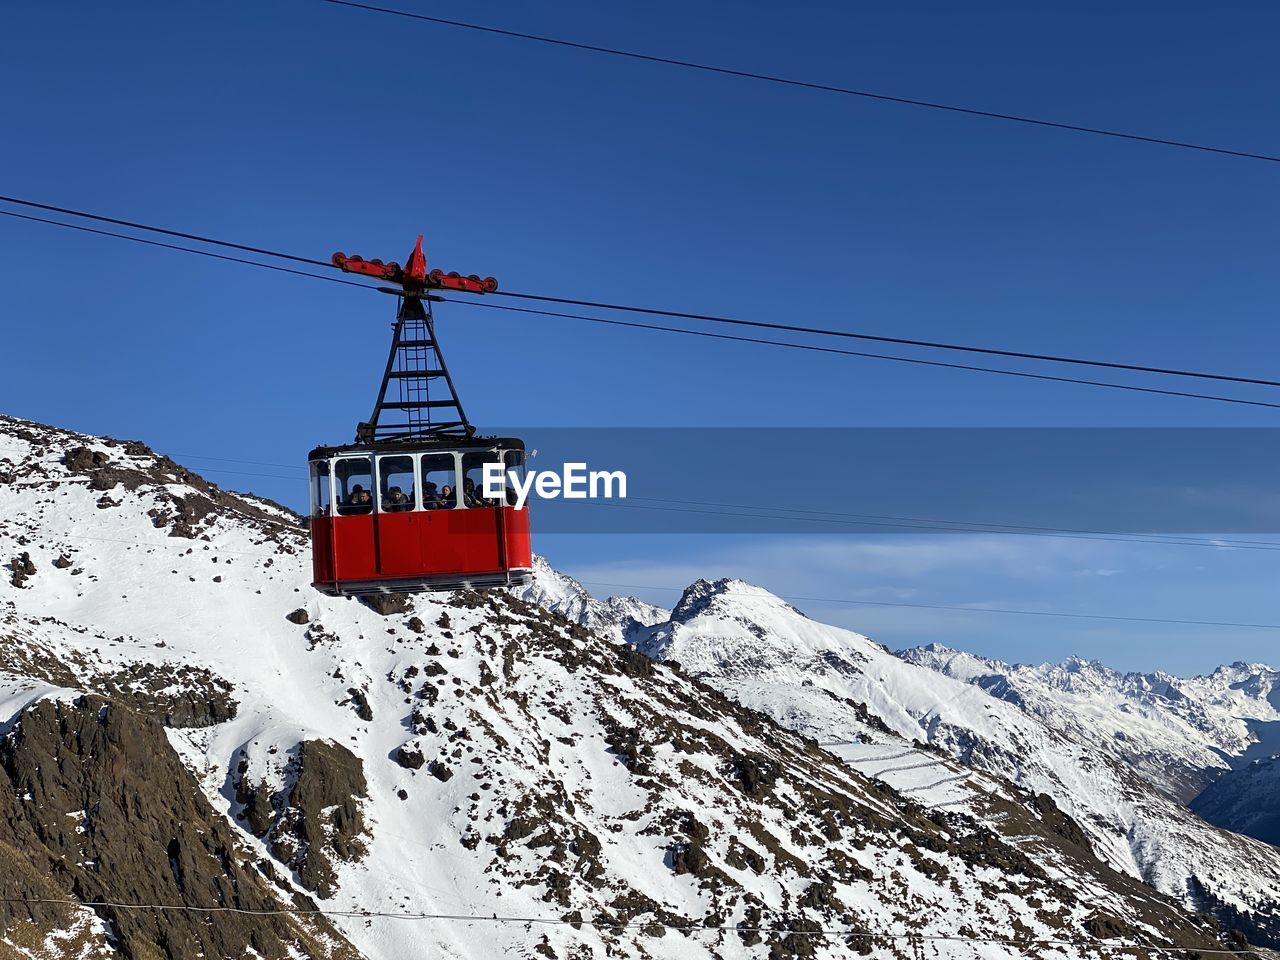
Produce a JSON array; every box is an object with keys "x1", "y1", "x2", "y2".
[
  {"x1": 920, "y1": 641, "x2": 958, "y2": 653},
  {"x1": 670, "y1": 577, "x2": 806, "y2": 624},
  {"x1": 898, "y1": 643, "x2": 1006, "y2": 681}
]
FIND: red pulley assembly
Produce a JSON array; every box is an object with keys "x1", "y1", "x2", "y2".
[{"x1": 332, "y1": 235, "x2": 497, "y2": 294}]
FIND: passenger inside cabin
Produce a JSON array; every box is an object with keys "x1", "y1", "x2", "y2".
[
  {"x1": 347, "y1": 485, "x2": 373, "y2": 513},
  {"x1": 422, "y1": 481, "x2": 442, "y2": 509},
  {"x1": 462, "y1": 477, "x2": 487, "y2": 507},
  {"x1": 384, "y1": 486, "x2": 410, "y2": 511},
  {"x1": 440, "y1": 484, "x2": 457, "y2": 508}
]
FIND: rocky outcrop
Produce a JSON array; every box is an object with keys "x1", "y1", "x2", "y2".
[
  {"x1": 94, "y1": 662, "x2": 239, "y2": 727},
  {"x1": 0, "y1": 631, "x2": 238, "y2": 730},
  {"x1": 0, "y1": 696, "x2": 359, "y2": 959},
  {"x1": 55, "y1": 432, "x2": 302, "y2": 543},
  {"x1": 360, "y1": 594, "x2": 412, "y2": 617},
  {"x1": 8, "y1": 552, "x2": 36, "y2": 588},
  {"x1": 238, "y1": 740, "x2": 369, "y2": 900}
]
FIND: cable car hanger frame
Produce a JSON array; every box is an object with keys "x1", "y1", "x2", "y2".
[{"x1": 332, "y1": 234, "x2": 499, "y2": 445}]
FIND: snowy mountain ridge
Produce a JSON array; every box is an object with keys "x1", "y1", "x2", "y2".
[
  {"x1": 901, "y1": 643, "x2": 1280, "y2": 802},
  {"x1": 525, "y1": 569, "x2": 1280, "y2": 947}
]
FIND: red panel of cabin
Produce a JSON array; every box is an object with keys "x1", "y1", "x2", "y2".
[
  {"x1": 449, "y1": 507, "x2": 501, "y2": 574},
  {"x1": 333, "y1": 514, "x2": 377, "y2": 581},
  {"x1": 374, "y1": 511, "x2": 425, "y2": 577},
  {"x1": 311, "y1": 516, "x2": 335, "y2": 584},
  {"x1": 503, "y1": 508, "x2": 532, "y2": 568},
  {"x1": 312, "y1": 506, "x2": 532, "y2": 594}
]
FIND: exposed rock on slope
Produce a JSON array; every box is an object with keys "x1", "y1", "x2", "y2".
[
  {"x1": 0, "y1": 694, "x2": 357, "y2": 959},
  {"x1": 237, "y1": 739, "x2": 370, "y2": 899}
]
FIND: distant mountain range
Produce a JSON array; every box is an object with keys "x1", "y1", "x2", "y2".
[{"x1": 901, "y1": 643, "x2": 1280, "y2": 803}]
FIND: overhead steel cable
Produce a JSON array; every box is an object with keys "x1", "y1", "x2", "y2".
[
  {"x1": 442, "y1": 298, "x2": 1280, "y2": 411},
  {"x1": 162, "y1": 452, "x2": 308, "y2": 470},
  {"x1": 0, "y1": 210, "x2": 368, "y2": 289},
  {"x1": 0, "y1": 896, "x2": 1258, "y2": 954},
  {"x1": 316, "y1": 0, "x2": 1280, "y2": 167},
  {"x1": 0, "y1": 194, "x2": 332, "y2": 268},
  {"x1": 488, "y1": 290, "x2": 1280, "y2": 390},
  {"x1": 4, "y1": 192, "x2": 1280, "y2": 390},
  {"x1": 5, "y1": 196, "x2": 1280, "y2": 409}
]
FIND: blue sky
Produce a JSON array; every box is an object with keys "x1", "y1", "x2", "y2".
[{"x1": 2, "y1": 1, "x2": 1279, "y2": 673}]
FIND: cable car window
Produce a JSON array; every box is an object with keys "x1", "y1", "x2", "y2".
[
  {"x1": 335, "y1": 457, "x2": 374, "y2": 516},
  {"x1": 461, "y1": 451, "x2": 501, "y2": 507},
  {"x1": 502, "y1": 449, "x2": 526, "y2": 507},
  {"x1": 311, "y1": 461, "x2": 332, "y2": 517},
  {"x1": 378, "y1": 455, "x2": 416, "y2": 512},
  {"x1": 421, "y1": 453, "x2": 456, "y2": 510}
]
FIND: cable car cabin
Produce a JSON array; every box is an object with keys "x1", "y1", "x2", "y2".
[
  {"x1": 309, "y1": 438, "x2": 533, "y2": 595},
  {"x1": 313, "y1": 232, "x2": 530, "y2": 595}
]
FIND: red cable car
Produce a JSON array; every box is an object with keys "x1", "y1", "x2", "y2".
[{"x1": 309, "y1": 235, "x2": 532, "y2": 595}]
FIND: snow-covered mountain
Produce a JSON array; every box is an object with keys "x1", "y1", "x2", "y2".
[
  {"x1": 0, "y1": 412, "x2": 1247, "y2": 958},
  {"x1": 901, "y1": 644, "x2": 1280, "y2": 804},
  {"x1": 527, "y1": 572, "x2": 1280, "y2": 948}
]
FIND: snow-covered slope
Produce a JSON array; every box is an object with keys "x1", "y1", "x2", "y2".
[
  {"x1": 902, "y1": 644, "x2": 1280, "y2": 803},
  {"x1": 547, "y1": 574, "x2": 1280, "y2": 947},
  {"x1": 0, "y1": 412, "x2": 1244, "y2": 959}
]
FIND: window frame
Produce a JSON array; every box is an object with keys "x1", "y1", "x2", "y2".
[
  {"x1": 334, "y1": 454, "x2": 375, "y2": 517},
  {"x1": 502, "y1": 448, "x2": 526, "y2": 510},
  {"x1": 420, "y1": 451, "x2": 460, "y2": 511},
  {"x1": 310, "y1": 459, "x2": 334, "y2": 517},
  {"x1": 461, "y1": 449, "x2": 505, "y2": 509},
  {"x1": 376, "y1": 453, "x2": 419, "y2": 513}
]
